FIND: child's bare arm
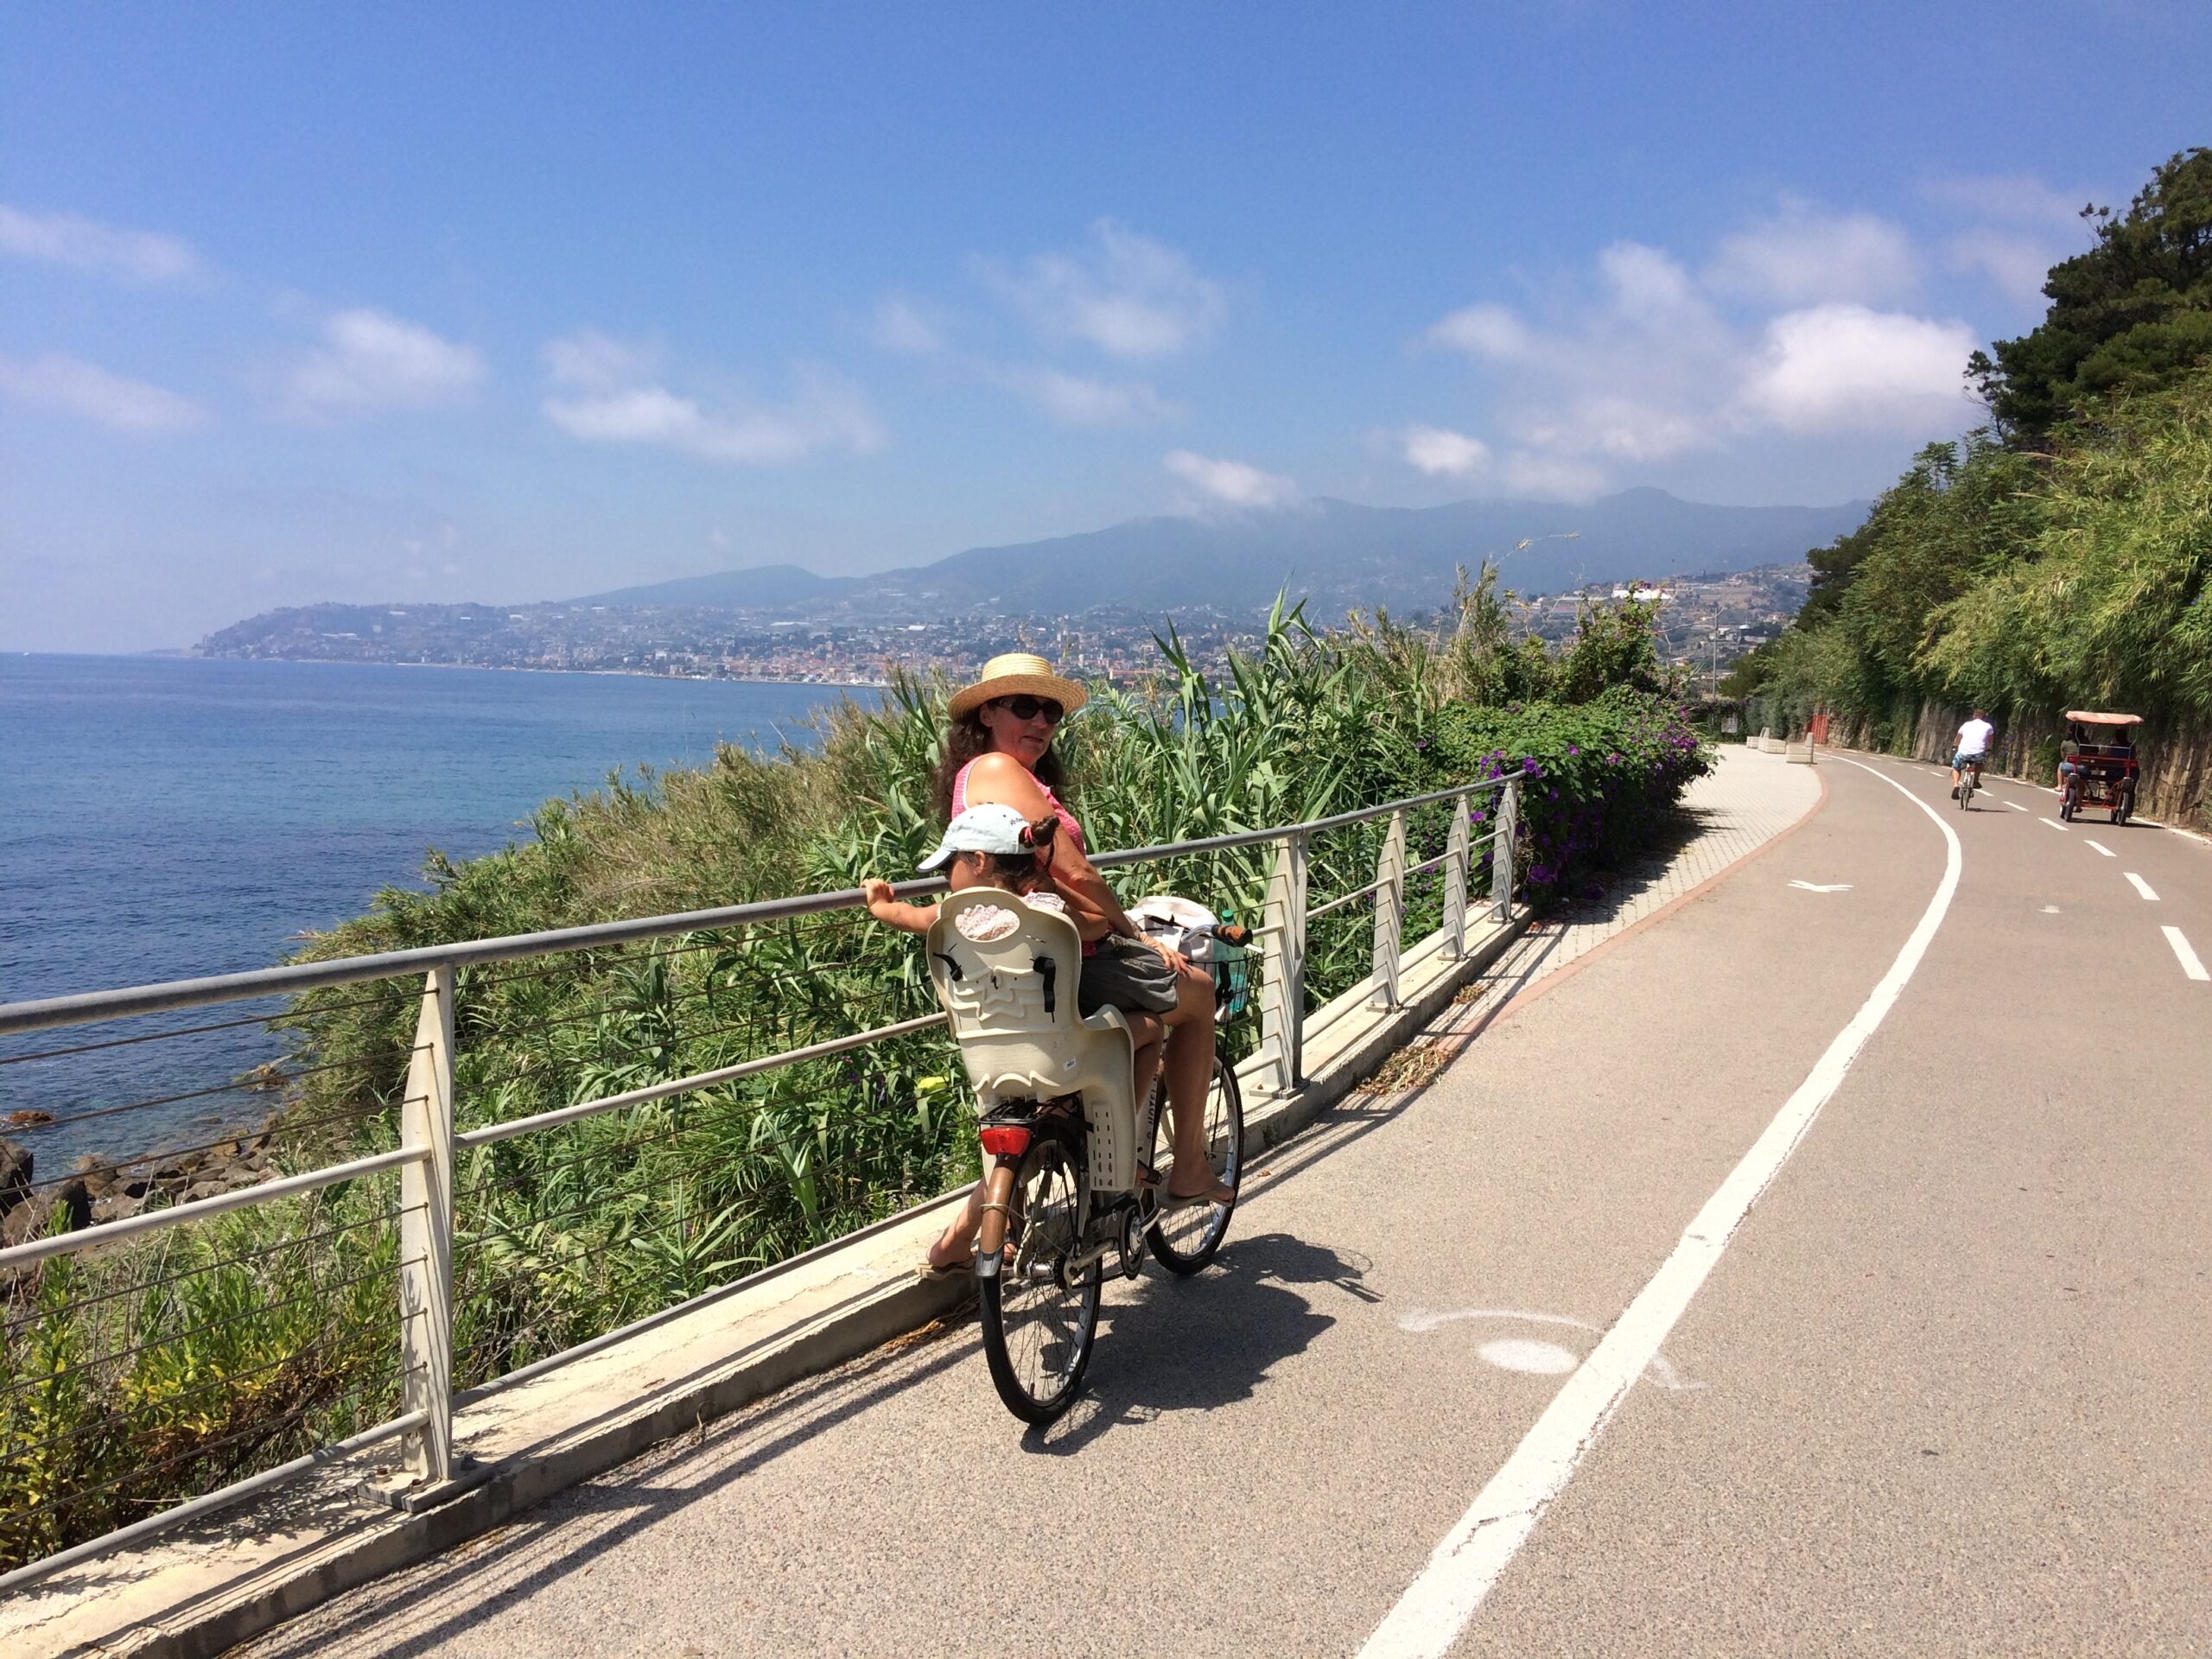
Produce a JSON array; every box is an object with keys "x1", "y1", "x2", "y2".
[{"x1": 861, "y1": 878, "x2": 937, "y2": 935}]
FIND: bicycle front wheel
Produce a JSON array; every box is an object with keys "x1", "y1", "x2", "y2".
[
  {"x1": 1146, "y1": 1052, "x2": 1244, "y2": 1275},
  {"x1": 977, "y1": 1137, "x2": 1099, "y2": 1426}
]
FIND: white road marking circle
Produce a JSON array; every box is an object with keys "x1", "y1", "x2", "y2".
[{"x1": 1478, "y1": 1338, "x2": 1580, "y2": 1376}]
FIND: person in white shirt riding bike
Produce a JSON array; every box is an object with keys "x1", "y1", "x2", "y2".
[{"x1": 1951, "y1": 709, "x2": 1994, "y2": 798}]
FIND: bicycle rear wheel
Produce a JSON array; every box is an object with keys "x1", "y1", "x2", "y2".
[
  {"x1": 977, "y1": 1136, "x2": 1099, "y2": 1425},
  {"x1": 1146, "y1": 1052, "x2": 1244, "y2": 1275}
]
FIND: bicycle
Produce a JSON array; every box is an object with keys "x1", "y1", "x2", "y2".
[
  {"x1": 1957, "y1": 757, "x2": 1980, "y2": 810},
  {"x1": 974, "y1": 1054, "x2": 1243, "y2": 1423},
  {"x1": 925, "y1": 889, "x2": 1246, "y2": 1426}
]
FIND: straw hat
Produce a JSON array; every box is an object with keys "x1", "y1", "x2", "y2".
[{"x1": 947, "y1": 652, "x2": 1089, "y2": 721}]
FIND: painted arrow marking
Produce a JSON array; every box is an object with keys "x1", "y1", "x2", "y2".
[{"x1": 1789, "y1": 880, "x2": 1853, "y2": 893}]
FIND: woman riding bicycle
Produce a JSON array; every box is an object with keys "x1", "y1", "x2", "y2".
[{"x1": 913, "y1": 653, "x2": 1229, "y2": 1267}]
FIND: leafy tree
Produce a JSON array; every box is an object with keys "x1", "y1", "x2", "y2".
[
  {"x1": 1553, "y1": 593, "x2": 1675, "y2": 704},
  {"x1": 1970, "y1": 147, "x2": 2212, "y2": 439},
  {"x1": 1923, "y1": 366, "x2": 2212, "y2": 722}
]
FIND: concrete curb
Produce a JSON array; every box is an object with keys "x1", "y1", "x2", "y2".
[{"x1": 12, "y1": 918, "x2": 1529, "y2": 1659}]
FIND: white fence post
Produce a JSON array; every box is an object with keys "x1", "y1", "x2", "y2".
[
  {"x1": 1492, "y1": 779, "x2": 1518, "y2": 920},
  {"x1": 1259, "y1": 832, "x2": 1307, "y2": 1093},
  {"x1": 397, "y1": 966, "x2": 455, "y2": 1484},
  {"x1": 1442, "y1": 790, "x2": 1471, "y2": 958},
  {"x1": 1370, "y1": 808, "x2": 1408, "y2": 1011}
]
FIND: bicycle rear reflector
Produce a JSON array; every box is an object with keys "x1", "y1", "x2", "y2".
[{"x1": 978, "y1": 1124, "x2": 1033, "y2": 1159}]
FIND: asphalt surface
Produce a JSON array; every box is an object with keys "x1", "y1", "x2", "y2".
[{"x1": 233, "y1": 755, "x2": 2211, "y2": 1658}]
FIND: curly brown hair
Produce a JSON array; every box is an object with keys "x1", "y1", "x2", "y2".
[{"x1": 928, "y1": 709, "x2": 1069, "y2": 824}]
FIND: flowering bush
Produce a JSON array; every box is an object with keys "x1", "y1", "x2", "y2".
[{"x1": 1425, "y1": 688, "x2": 1711, "y2": 909}]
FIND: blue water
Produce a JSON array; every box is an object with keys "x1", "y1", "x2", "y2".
[{"x1": 0, "y1": 656, "x2": 874, "y2": 1168}]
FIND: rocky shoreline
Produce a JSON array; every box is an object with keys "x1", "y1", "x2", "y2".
[{"x1": 1, "y1": 1124, "x2": 283, "y2": 1266}]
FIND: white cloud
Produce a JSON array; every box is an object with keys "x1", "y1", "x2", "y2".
[
  {"x1": 1737, "y1": 303, "x2": 1979, "y2": 432},
  {"x1": 982, "y1": 364, "x2": 1175, "y2": 426},
  {"x1": 982, "y1": 219, "x2": 1224, "y2": 359},
  {"x1": 0, "y1": 204, "x2": 203, "y2": 284},
  {"x1": 542, "y1": 328, "x2": 659, "y2": 392},
  {"x1": 1944, "y1": 229, "x2": 2060, "y2": 308},
  {"x1": 1414, "y1": 210, "x2": 1981, "y2": 495},
  {"x1": 1705, "y1": 201, "x2": 1918, "y2": 306},
  {"x1": 1599, "y1": 242, "x2": 1707, "y2": 322},
  {"x1": 1921, "y1": 172, "x2": 2086, "y2": 228},
  {"x1": 0, "y1": 351, "x2": 207, "y2": 431},
  {"x1": 1922, "y1": 172, "x2": 2094, "y2": 308},
  {"x1": 1426, "y1": 303, "x2": 1530, "y2": 360},
  {"x1": 540, "y1": 336, "x2": 882, "y2": 465},
  {"x1": 1402, "y1": 423, "x2": 1491, "y2": 477},
  {"x1": 282, "y1": 308, "x2": 486, "y2": 418},
  {"x1": 870, "y1": 297, "x2": 945, "y2": 356},
  {"x1": 1163, "y1": 449, "x2": 1297, "y2": 509}
]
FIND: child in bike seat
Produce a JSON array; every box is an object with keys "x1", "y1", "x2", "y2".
[{"x1": 861, "y1": 802, "x2": 1168, "y2": 1275}]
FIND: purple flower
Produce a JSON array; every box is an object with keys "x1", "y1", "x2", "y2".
[
  {"x1": 1522, "y1": 757, "x2": 1540, "y2": 774},
  {"x1": 1567, "y1": 745, "x2": 1580, "y2": 756}
]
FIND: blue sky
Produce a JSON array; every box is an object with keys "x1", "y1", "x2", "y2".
[{"x1": 3, "y1": 2, "x2": 2207, "y2": 651}]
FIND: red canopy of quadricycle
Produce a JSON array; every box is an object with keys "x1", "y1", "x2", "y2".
[{"x1": 2063, "y1": 710, "x2": 2145, "y2": 727}]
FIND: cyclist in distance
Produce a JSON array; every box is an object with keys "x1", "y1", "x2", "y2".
[{"x1": 1951, "y1": 708, "x2": 1994, "y2": 799}]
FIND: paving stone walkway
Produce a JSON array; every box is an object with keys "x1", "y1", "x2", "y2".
[{"x1": 1399, "y1": 745, "x2": 1825, "y2": 1066}]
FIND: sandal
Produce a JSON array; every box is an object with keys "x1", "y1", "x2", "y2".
[{"x1": 1163, "y1": 1168, "x2": 1236, "y2": 1208}]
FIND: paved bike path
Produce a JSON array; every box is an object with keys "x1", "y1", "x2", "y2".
[
  {"x1": 1440, "y1": 754, "x2": 2211, "y2": 1655},
  {"x1": 231, "y1": 753, "x2": 2209, "y2": 1656}
]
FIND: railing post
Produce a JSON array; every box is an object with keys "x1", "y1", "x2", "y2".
[
  {"x1": 1259, "y1": 832, "x2": 1307, "y2": 1093},
  {"x1": 397, "y1": 966, "x2": 454, "y2": 1485},
  {"x1": 1370, "y1": 808, "x2": 1408, "y2": 1011},
  {"x1": 1492, "y1": 779, "x2": 1518, "y2": 920},
  {"x1": 1442, "y1": 790, "x2": 1471, "y2": 958}
]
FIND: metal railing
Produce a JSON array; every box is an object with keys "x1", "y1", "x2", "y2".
[{"x1": 0, "y1": 773, "x2": 1516, "y2": 1590}]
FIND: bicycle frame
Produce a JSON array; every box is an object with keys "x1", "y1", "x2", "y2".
[{"x1": 973, "y1": 1079, "x2": 1169, "y2": 1282}]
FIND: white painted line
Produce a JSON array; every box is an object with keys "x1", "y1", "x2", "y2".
[
  {"x1": 2084, "y1": 839, "x2": 2115, "y2": 856},
  {"x1": 1788, "y1": 880, "x2": 1852, "y2": 893},
  {"x1": 2124, "y1": 872, "x2": 2159, "y2": 901},
  {"x1": 2005, "y1": 800, "x2": 2030, "y2": 813},
  {"x1": 1358, "y1": 760, "x2": 1962, "y2": 1659},
  {"x1": 2159, "y1": 821, "x2": 2212, "y2": 849},
  {"x1": 2164, "y1": 926, "x2": 2209, "y2": 981},
  {"x1": 2040, "y1": 818, "x2": 2069, "y2": 833}
]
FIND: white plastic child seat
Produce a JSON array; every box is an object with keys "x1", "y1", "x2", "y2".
[{"x1": 925, "y1": 887, "x2": 1141, "y2": 1192}]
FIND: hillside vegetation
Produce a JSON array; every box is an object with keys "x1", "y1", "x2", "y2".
[{"x1": 1727, "y1": 148, "x2": 2212, "y2": 824}]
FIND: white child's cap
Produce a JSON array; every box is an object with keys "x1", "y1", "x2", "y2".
[{"x1": 916, "y1": 803, "x2": 1037, "y2": 872}]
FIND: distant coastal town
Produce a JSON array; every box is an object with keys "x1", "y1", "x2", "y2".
[{"x1": 195, "y1": 563, "x2": 1808, "y2": 693}]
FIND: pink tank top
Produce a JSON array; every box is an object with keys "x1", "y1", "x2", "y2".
[{"x1": 950, "y1": 758, "x2": 1085, "y2": 854}]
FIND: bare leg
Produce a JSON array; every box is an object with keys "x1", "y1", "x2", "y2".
[
  {"x1": 1159, "y1": 959, "x2": 1230, "y2": 1203},
  {"x1": 926, "y1": 1180, "x2": 986, "y2": 1270}
]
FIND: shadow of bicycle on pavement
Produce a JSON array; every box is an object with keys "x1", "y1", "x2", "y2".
[{"x1": 1021, "y1": 1230, "x2": 1376, "y2": 1456}]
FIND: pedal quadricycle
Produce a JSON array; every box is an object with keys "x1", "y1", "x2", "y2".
[{"x1": 2056, "y1": 710, "x2": 2144, "y2": 825}]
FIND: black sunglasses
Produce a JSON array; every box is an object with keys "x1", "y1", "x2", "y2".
[{"x1": 990, "y1": 694, "x2": 1065, "y2": 726}]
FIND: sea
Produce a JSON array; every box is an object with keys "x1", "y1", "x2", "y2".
[{"x1": 0, "y1": 655, "x2": 877, "y2": 1170}]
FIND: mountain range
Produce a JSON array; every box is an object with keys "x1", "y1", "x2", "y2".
[{"x1": 567, "y1": 488, "x2": 1868, "y2": 619}]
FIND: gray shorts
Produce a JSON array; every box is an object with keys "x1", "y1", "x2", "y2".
[{"x1": 1077, "y1": 933, "x2": 1182, "y2": 1017}]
